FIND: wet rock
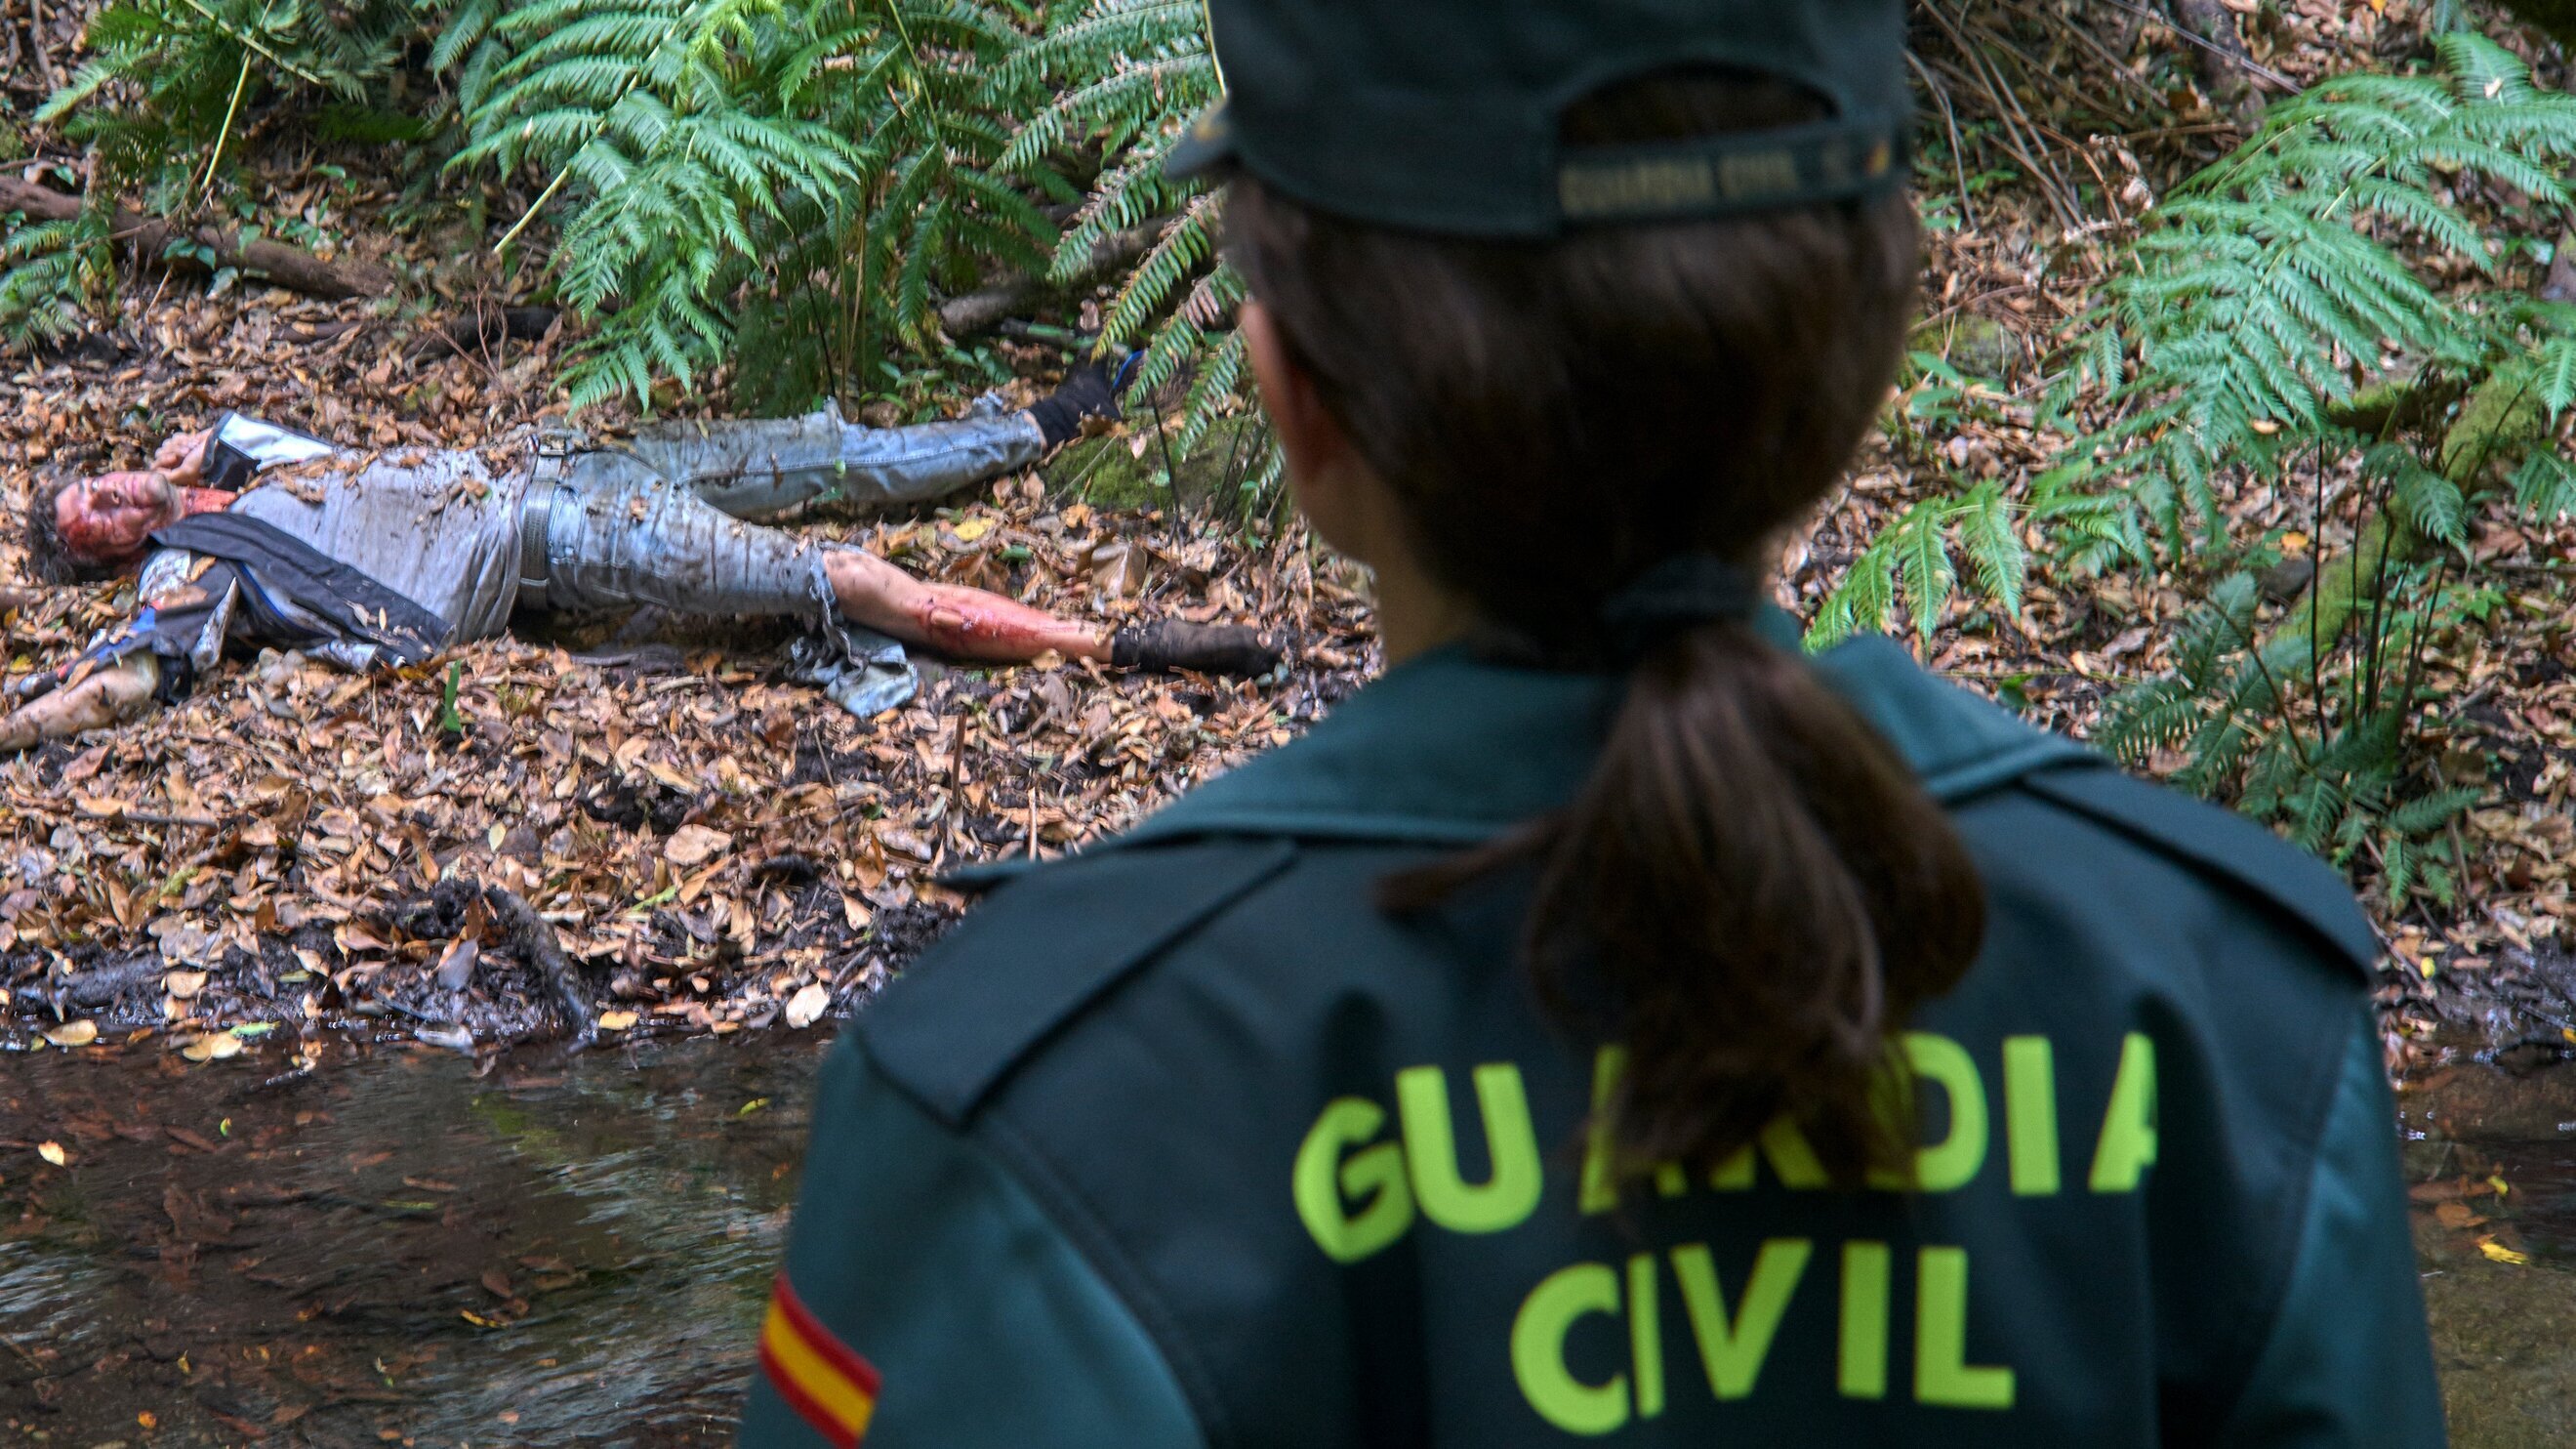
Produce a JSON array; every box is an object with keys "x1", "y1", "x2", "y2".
[{"x1": 50, "y1": 953, "x2": 165, "y2": 1010}]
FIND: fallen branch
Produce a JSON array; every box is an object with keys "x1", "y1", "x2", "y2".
[
  {"x1": 0, "y1": 176, "x2": 391, "y2": 301},
  {"x1": 25, "y1": 0, "x2": 60, "y2": 96},
  {"x1": 402, "y1": 304, "x2": 558, "y2": 365},
  {"x1": 480, "y1": 883, "x2": 594, "y2": 1049},
  {"x1": 937, "y1": 221, "x2": 1166, "y2": 341}
]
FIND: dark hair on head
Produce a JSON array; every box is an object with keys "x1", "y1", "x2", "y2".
[
  {"x1": 1230, "y1": 69, "x2": 1984, "y2": 1186},
  {"x1": 20, "y1": 472, "x2": 110, "y2": 585}
]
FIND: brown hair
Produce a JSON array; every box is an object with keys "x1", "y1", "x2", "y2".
[
  {"x1": 1230, "y1": 72, "x2": 1985, "y2": 1184},
  {"x1": 20, "y1": 473, "x2": 108, "y2": 585}
]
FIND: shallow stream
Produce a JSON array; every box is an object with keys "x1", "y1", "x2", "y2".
[
  {"x1": 3, "y1": 1034, "x2": 2575, "y2": 1445},
  {"x1": 0, "y1": 1034, "x2": 825, "y2": 1446},
  {"x1": 2404, "y1": 1058, "x2": 2576, "y2": 1446}
]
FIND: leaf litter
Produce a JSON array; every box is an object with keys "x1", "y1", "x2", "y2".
[{"x1": 0, "y1": 251, "x2": 1374, "y2": 1065}]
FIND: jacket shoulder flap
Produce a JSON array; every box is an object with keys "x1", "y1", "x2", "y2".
[
  {"x1": 861, "y1": 838, "x2": 1297, "y2": 1128},
  {"x1": 2016, "y1": 766, "x2": 2376, "y2": 982}
]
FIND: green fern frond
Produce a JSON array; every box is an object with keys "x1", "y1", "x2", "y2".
[
  {"x1": 2050, "y1": 39, "x2": 2576, "y2": 559},
  {"x1": 2513, "y1": 448, "x2": 2576, "y2": 519},
  {"x1": 1954, "y1": 479, "x2": 2025, "y2": 620}
]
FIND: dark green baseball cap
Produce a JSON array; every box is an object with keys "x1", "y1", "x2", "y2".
[{"x1": 1165, "y1": 0, "x2": 1909, "y2": 238}]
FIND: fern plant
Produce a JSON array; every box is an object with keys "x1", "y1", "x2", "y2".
[
  {"x1": 447, "y1": 0, "x2": 1059, "y2": 411},
  {"x1": 1, "y1": 0, "x2": 426, "y2": 352},
  {"x1": 999, "y1": 0, "x2": 1280, "y2": 507},
  {"x1": 1810, "y1": 36, "x2": 2576, "y2": 906},
  {"x1": 1810, "y1": 475, "x2": 2025, "y2": 648},
  {"x1": 2095, "y1": 559, "x2": 2482, "y2": 909},
  {"x1": 2047, "y1": 31, "x2": 2576, "y2": 546},
  {"x1": 1816, "y1": 35, "x2": 2576, "y2": 653},
  {"x1": 38, "y1": 0, "x2": 416, "y2": 199}
]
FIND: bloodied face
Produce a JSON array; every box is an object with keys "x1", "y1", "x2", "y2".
[{"x1": 54, "y1": 472, "x2": 233, "y2": 568}]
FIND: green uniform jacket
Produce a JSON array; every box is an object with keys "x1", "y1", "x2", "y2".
[{"x1": 739, "y1": 629, "x2": 2441, "y2": 1447}]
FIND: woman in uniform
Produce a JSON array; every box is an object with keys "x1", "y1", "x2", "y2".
[{"x1": 738, "y1": 0, "x2": 2444, "y2": 1442}]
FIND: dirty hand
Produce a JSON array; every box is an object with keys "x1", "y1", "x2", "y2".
[
  {"x1": 0, "y1": 655, "x2": 161, "y2": 754},
  {"x1": 153, "y1": 430, "x2": 214, "y2": 486}
]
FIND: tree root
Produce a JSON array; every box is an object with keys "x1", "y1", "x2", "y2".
[
  {"x1": 0, "y1": 177, "x2": 391, "y2": 301},
  {"x1": 47, "y1": 955, "x2": 164, "y2": 1012},
  {"x1": 480, "y1": 884, "x2": 595, "y2": 1050}
]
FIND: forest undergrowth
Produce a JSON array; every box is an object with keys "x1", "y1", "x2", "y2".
[{"x1": 0, "y1": 0, "x2": 2572, "y2": 1078}]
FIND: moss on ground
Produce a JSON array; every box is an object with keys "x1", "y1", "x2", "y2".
[{"x1": 1043, "y1": 417, "x2": 1272, "y2": 514}]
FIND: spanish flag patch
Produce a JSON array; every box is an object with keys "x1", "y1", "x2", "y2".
[{"x1": 759, "y1": 1273, "x2": 881, "y2": 1447}]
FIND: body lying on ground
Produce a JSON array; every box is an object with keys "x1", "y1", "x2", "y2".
[{"x1": 6, "y1": 390, "x2": 1275, "y2": 751}]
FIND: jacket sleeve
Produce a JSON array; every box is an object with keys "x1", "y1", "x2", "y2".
[
  {"x1": 2215, "y1": 1007, "x2": 2445, "y2": 1447},
  {"x1": 737, "y1": 1034, "x2": 1206, "y2": 1449}
]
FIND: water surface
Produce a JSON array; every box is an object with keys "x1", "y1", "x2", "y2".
[{"x1": 0, "y1": 1034, "x2": 825, "y2": 1446}]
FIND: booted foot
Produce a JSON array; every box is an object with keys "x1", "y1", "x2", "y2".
[
  {"x1": 1111, "y1": 621, "x2": 1280, "y2": 678},
  {"x1": 1026, "y1": 352, "x2": 1131, "y2": 448}
]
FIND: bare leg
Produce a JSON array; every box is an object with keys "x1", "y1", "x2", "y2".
[{"x1": 823, "y1": 551, "x2": 1108, "y2": 664}]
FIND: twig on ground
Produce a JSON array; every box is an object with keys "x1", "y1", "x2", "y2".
[
  {"x1": 26, "y1": 0, "x2": 59, "y2": 94},
  {"x1": 481, "y1": 883, "x2": 594, "y2": 1050},
  {"x1": 1916, "y1": 9, "x2": 2087, "y2": 234},
  {"x1": 2089, "y1": 0, "x2": 2295, "y2": 92},
  {"x1": 1907, "y1": 52, "x2": 1979, "y2": 232}
]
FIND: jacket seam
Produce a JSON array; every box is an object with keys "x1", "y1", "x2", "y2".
[
  {"x1": 978, "y1": 1108, "x2": 1237, "y2": 1449},
  {"x1": 2198, "y1": 1007, "x2": 2362, "y2": 1432},
  {"x1": 879, "y1": 839, "x2": 1298, "y2": 1126}
]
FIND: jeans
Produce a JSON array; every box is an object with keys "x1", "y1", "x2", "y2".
[
  {"x1": 613, "y1": 400, "x2": 1046, "y2": 521},
  {"x1": 528, "y1": 403, "x2": 1044, "y2": 623}
]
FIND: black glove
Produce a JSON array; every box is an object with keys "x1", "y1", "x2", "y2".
[
  {"x1": 1110, "y1": 621, "x2": 1281, "y2": 678},
  {"x1": 1027, "y1": 354, "x2": 1131, "y2": 448}
]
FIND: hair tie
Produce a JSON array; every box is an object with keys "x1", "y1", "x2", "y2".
[{"x1": 1599, "y1": 555, "x2": 1762, "y2": 663}]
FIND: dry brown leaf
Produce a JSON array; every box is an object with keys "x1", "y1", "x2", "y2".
[
  {"x1": 785, "y1": 982, "x2": 831, "y2": 1029},
  {"x1": 665, "y1": 824, "x2": 733, "y2": 868},
  {"x1": 180, "y1": 1032, "x2": 244, "y2": 1062}
]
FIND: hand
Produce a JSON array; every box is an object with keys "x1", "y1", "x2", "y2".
[
  {"x1": 153, "y1": 430, "x2": 214, "y2": 487},
  {"x1": 0, "y1": 655, "x2": 160, "y2": 754}
]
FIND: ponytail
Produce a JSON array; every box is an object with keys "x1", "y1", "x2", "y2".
[
  {"x1": 1534, "y1": 623, "x2": 1982, "y2": 1181},
  {"x1": 1229, "y1": 69, "x2": 1983, "y2": 1182}
]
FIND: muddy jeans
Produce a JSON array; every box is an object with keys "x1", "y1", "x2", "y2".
[
  {"x1": 614, "y1": 399, "x2": 1046, "y2": 521},
  {"x1": 525, "y1": 402, "x2": 1045, "y2": 622}
]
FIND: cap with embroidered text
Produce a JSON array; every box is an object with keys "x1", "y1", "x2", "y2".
[{"x1": 1165, "y1": 0, "x2": 1910, "y2": 238}]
